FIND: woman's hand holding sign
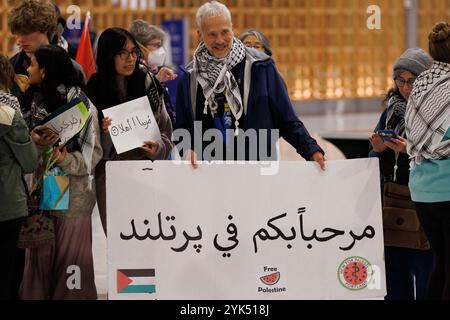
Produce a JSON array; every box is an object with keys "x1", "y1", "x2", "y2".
[
  {"x1": 102, "y1": 117, "x2": 112, "y2": 133},
  {"x1": 31, "y1": 126, "x2": 59, "y2": 146}
]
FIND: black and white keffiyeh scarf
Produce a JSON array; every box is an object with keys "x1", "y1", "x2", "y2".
[
  {"x1": 385, "y1": 93, "x2": 408, "y2": 181},
  {"x1": 193, "y1": 38, "x2": 246, "y2": 133},
  {"x1": 66, "y1": 86, "x2": 97, "y2": 188},
  {"x1": 385, "y1": 92, "x2": 407, "y2": 137},
  {"x1": 0, "y1": 90, "x2": 22, "y2": 115},
  {"x1": 140, "y1": 64, "x2": 163, "y2": 122},
  {"x1": 406, "y1": 61, "x2": 450, "y2": 165}
]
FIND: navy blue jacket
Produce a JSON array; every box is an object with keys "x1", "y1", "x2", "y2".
[{"x1": 175, "y1": 49, "x2": 323, "y2": 161}]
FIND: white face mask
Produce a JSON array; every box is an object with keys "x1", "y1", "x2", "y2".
[{"x1": 147, "y1": 47, "x2": 167, "y2": 67}]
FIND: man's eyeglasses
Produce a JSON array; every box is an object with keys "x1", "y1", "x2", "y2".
[
  {"x1": 117, "y1": 48, "x2": 141, "y2": 60},
  {"x1": 395, "y1": 78, "x2": 416, "y2": 87}
]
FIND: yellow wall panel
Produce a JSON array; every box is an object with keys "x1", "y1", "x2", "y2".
[{"x1": 0, "y1": 0, "x2": 445, "y2": 102}]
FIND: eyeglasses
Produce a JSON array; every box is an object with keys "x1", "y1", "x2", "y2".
[
  {"x1": 117, "y1": 48, "x2": 141, "y2": 60},
  {"x1": 395, "y1": 78, "x2": 416, "y2": 87},
  {"x1": 244, "y1": 42, "x2": 263, "y2": 50},
  {"x1": 147, "y1": 40, "x2": 163, "y2": 49}
]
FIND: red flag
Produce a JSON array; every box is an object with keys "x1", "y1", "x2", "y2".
[{"x1": 75, "y1": 12, "x2": 96, "y2": 80}]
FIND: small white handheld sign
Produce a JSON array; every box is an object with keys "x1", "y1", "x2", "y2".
[{"x1": 103, "y1": 96, "x2": 161, "y2": 154}]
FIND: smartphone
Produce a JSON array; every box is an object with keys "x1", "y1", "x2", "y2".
[{"x1": 377, "y1": 130, "x2": 398, "y2": 142}]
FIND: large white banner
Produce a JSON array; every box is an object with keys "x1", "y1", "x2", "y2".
[{"x1": 106, "y1": 159, "x2": 386, "y2": 300}]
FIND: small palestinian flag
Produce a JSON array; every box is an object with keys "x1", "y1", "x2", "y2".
[{"x1": 117, "y1": 269, "x2": 156, "y2": 294}]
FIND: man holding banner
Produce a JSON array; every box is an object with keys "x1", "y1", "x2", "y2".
[
  {"x1": 102, "y1": 1, "x2": 387, "y2": 302},
  {"x1": 175, "y1": 1, "x2": 325, "y2": 169}
]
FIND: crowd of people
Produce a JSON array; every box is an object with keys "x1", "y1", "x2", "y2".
[{"x1": 0, "y1": 0, "x2": 449, "y2": 300}]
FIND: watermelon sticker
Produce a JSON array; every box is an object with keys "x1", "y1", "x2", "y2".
[
  {"x1": 338, "y1": 257, "x2": 374, "y2": 291},
  {"x1": 257, "y1": 266, "x2": 287, "y2": 294},
  {"x1": 260, "y1": 272, "x2": 280, "y2": 286}
]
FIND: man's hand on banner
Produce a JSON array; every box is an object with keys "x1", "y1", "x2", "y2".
[
  {"x1": 186, "y1": 149, "x2": 198, "y2": 169},
  {"x1": 141, "y1": 141, "x2": 159, "y2": 155},
  {"x1": 311, "y1": 152, "x2": 326, "y2": 171}
]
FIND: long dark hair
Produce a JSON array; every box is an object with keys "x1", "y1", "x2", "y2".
[
  {"x1": 34, "y1": 45, "x2": 81, "y2": 112},
  {"x1": 89, "y1": 27, "x2": 147, "y2": 110}
]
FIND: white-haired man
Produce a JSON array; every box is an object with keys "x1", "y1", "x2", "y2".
[{"x1": 175, "y1": 1, "x2": 326, "y2": 169}]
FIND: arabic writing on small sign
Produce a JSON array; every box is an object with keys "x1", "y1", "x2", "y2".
[
  {"x1": 41, "y1": 103, "x2": 87, "y2": 146},
  {"x1": 48, "y1": 114, "x2": 82, "y2": 141},
  {"x1": 119, "y1": 207, "x2": 376, "y2": 257},
  {"x1": 102, "y1": 96, "x2": 161, "y2": 154},
  {"x1": 110, "y1": 115, "x2": 154, "y2": 137}
]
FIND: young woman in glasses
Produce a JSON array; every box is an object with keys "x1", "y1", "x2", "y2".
[{"x1": 86, "y1": 28, "x2": 173, "y2": 235}]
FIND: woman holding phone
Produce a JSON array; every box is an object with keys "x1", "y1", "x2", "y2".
[{"x1": 369, "y1": 48, "x2": 433, "y2": 300}]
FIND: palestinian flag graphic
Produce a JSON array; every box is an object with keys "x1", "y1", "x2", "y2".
[{"x1": 117, "y1": 269, "x2": 156, "y2": 294}]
